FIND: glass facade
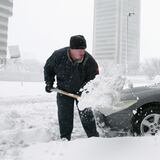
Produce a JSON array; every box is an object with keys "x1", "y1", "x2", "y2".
[
  {"x1": 0, "y1": 0, "x2": 13, "y2": 64},
  {"x1": 93, "y1": 0, "x2": 140, "y2": 72}
]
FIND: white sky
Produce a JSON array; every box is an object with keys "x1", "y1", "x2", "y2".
[
  {"x1": 8, "y1": 0, "x2": 160, "y2": 63},
  {"x1": 8, "y1": 0, "x2": 94, "y2": 62},
  {"x1": 140, "y1": 0, "x2": 160, "y2": 62}
]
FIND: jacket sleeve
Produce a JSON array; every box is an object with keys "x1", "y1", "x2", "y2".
[
  {"x1": 85, "y1": 57, "x2": 99, "y2": 83},
  {"x1": 44, "y1": 52, "x2": 58, "y2": 86}
]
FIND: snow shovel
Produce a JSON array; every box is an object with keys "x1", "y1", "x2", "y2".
[{"x1": 51, "y1": 88, "x2": 81, "y2": 100}]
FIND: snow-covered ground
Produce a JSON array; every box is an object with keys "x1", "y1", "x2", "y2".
[
  {"x1": 0, "y1": 77, "x2": 160, "y2": 160},
  {"x1": 0, "y1": 81, "x2": 86, "y2": 160}
]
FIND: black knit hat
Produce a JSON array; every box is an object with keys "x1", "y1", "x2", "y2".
[{"x1": 70, "y1": 35, "x2": 87, "y2": 49}]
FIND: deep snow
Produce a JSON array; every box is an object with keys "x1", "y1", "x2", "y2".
[{"x1": 0, "y1": 77, "x2": 160, "y2": 160}]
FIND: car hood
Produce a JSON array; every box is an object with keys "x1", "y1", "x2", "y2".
[
  {"x1": 120, "y1": 85, "x2": 160, "y2": 101},
  {"x1": 97, "y1": 85, "x2": 160, "y2": 116}
]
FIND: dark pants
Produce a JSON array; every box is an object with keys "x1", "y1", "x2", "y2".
[{"x1": 57, "y1": 93, "x2": 99, "y2": 140}]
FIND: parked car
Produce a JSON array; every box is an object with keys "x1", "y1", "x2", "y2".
[{"x1": 95, "y1": 84, "x2": 160, "y2": 137}]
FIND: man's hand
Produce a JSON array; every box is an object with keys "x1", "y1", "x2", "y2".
[{"x1": 45, "y1": 85, "x2": 54, "y2": 93}]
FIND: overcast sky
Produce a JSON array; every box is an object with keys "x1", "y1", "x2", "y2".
[{"x1": 8, "y1": 0, "x2": 160, "y2": 63}]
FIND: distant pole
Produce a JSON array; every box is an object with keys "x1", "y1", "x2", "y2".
[{"x1": 126, "y1": 12, "x2": 135, "y2": 75}]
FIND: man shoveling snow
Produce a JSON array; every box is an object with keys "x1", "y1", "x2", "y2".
[{"x1": 44, "y1": 35, "x2": 99, "y2": 141}]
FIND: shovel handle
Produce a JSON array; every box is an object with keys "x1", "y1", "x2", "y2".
[{"x1": 51, "y1": 88, "x2": 80, "y2": 100}]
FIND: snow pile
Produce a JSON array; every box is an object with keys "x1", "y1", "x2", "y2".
[
  {"x1": 0, "y1": 110, "x2": 54, "y2": 146},
  {"x1": 0, "y1": 82, "x2": 86, "y2": 159},
  {"x1": 21, "y1": 136, "x2": 160, "y2": 160},
  {"x1": 0, "y1": 111, "x2": 23, "y2": 131},
  {"x1": 78, "y1": 75, "x2": 126, "y2": 110},
  {"x1": 152, "y1": 75, "x2": 160, "y2": 84}
]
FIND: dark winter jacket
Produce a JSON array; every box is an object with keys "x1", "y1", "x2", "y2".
[{"x1": 44, "y1": 47, "x2": 99, "y2": 94}]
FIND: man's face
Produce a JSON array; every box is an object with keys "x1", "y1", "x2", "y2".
[{"x1": 70, "y1": 49, "x2": 85, "y2": 60}]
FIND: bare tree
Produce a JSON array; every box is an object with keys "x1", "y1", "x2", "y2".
[{"x1": 141, "y1": 58, "x2": 160, "y2": 79}]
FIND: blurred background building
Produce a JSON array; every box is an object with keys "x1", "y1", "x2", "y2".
[
  {"x1": 0, "y1": 0, "x2": 13, "y2": 65},
  {"x1": 93, "y1": 0, "x2": 141, "y2": 74}
]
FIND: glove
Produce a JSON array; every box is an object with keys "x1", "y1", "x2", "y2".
[{"x1": 45, "y1": 84, "x2": 54, "y2": 93}]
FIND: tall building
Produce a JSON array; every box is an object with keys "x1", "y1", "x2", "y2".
[
  {"x1": 93, "y1": 0, "x2": 140, "y2": 73},
  {"x1": 0, "y1": 0, "x2": 13, "y2": 65}
]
